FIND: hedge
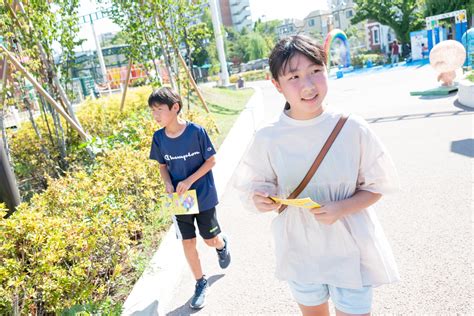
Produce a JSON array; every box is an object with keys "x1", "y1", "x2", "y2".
[{"x1": 1, "y1": 87, "x2": 218, "y2": 314}]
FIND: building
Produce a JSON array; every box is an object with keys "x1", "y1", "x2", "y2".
[
  {"x1": 303, "y1": 10, "x2": 332, "y2": 39},
  {"x1": 276, "y1": 19, "x2": 304, "y2": 39},
  {"x1": 366, "y1": 21, "x2": 397, "y2": 54},
  {"x1": 218, "y1": 0, "x2": 252, "y2": 31},
  {"x1": 326, "y1": 0, "x2": 356, "y2": 31}
]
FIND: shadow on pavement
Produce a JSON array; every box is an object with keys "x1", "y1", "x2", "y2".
[
  {"x1": 166, "y1": 274, "x2": 225, "y2": 316},
  {"x1": 366, "y1": 110, "x2": 472, "y2": 124},
  {"x1": 129, "y1": 300, "x2": 159, "y2": 316},
  {"x1": 453, "y1": 99, "x2": 474, "y2": 112},
  {"x1": 451, "y1": 139, "x2": 474, "y2": 158},
  {"x1": 418, "y1": 93, "x2": 457, "y2": 100}
]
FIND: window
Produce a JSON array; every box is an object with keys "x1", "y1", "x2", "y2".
[
  {"x1": 346, "y1": 10, "x2": 353, "y2": 18},
  {"x1": 372, "y1": 28, "x2": 380, "y2": 44},
  {"x1": 308, "y1": 19, "x2": 315, "y2": 27}
]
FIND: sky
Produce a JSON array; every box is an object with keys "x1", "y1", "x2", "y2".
[
  {"x1": 76, "y1": 0, "x2": 329, "y2": 51},
  {"x1": 249, "y1": 0, "x2": 328, "y2": 22}
]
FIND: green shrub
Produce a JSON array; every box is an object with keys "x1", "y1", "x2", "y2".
[
  {"x1": 352, "y1": 53, "x2": 387, "y2": 67},
  {"x1": 209, "y1": 69, "x2": 269, "y2": 84},
  {"x1": 466, "y1": 71, "x2": 474, "y2": 82},
  {"x1": 1, "y1": 86, "x2": 218, "y2": 313}
]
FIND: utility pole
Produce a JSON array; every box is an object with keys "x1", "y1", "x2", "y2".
[{"x1": 208, "y1": 0, "x2": 230, "y2": 86}]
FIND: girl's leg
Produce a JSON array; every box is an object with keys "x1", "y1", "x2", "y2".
[
  {"x1": 335, "y1": 309, "x2": 370, "y2": 316},
  {"x1": 298, "y1": 302, "x2": 330, "y2": 316},
  {"x1": 182, "y1": 238, "x2": 203, "y2": 279}
]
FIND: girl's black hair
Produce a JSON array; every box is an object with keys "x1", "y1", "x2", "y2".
[
  {"x1": 269, "y1": 35, "x2": 327, "y2": 110},
  {"x1": 148, "y1": 87, "x2": 183, "y2": 114}
]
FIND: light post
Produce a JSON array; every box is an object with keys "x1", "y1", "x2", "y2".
[{"x1": 208, "y1": 0, "x2": 230, "y2": 86}]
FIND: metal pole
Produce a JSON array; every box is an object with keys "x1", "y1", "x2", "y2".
[
  {"x1": 0, "y1": 136, "x2": 20, "y2": 214},
  {"x1": 91, "y1": 18, "x2": 112, "y2": 95},
  {"x1": 208, "y1": 0, "x2": 230, "y2": 86}
]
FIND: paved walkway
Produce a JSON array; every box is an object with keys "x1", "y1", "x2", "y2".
[{"x1": 124, "y1": 65, "x2": 473, "y2": 315}]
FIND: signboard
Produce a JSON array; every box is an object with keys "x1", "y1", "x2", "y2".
[{"x1": 410, "y1": 30, "x2": 429, "y2": 61}]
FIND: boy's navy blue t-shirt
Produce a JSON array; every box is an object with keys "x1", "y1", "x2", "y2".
[{"x1": 149, "y1": 121, "x2": 218, "y2": 212}]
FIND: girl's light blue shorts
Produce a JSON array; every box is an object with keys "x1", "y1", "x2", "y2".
[{"x1": 288, "y1": 280, "x2": 373, "y2": 314}]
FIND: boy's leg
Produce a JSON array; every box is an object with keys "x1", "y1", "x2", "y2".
[
  {"x1": 173, "y1": 215, "x2": 204, "y2": 280},
  {"x1": 182, "y1": 238, "x2": 203, "y2": 280},
  {"x1": 203, "y1": 235, "x2": 224, "y2": 249},
  {"x1": 196, "y1": 207, "x2": 231, "y2": 269},
  {"x1": 173, "y1": 215, "x2": 210, "y2": 309}
]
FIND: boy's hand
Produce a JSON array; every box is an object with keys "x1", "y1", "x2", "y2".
[
  {"x1": 176, "y1": 178, "x2": 193, "y2": 195},
  {"x1": 310, "y1": 201, "x2": 343, "y2": 225},
  {"x1": 252, "y1": 191, "x2": 281, "y2": 212},
  {"x1": 164, "y1": 182, "x2": 174, "y2": 194}
]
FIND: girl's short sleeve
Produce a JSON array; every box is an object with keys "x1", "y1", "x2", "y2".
[
  {"x1": 233, "y1": 132, "x2": 278, "y2": 212},
  {"x1": 356, "y1": 119, "x2": 399, "y2": 195}
]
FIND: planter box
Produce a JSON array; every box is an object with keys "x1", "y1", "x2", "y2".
[{"x1": 458, "y1": 79, "x2": 474, "y2": 108}]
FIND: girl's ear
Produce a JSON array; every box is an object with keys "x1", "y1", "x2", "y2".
[{"x1": 271, "y1": 78, "x2": 282, "y2": 93}]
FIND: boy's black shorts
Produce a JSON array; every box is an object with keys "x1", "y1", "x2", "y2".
[{"x1": 173, "y1": 207, "x2": 221, "y2": 240}]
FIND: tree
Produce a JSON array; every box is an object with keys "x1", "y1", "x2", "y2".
[
  {"x1": 0, "y1": 0, "x2": 90, "y2": 195},
  {"x1": 352, "y1": 0, "x2": 425, "y2": 45},
  {"x1": 345, "y1": 23, "x2": 367, "y2": 51},
  {"x1": 246, "y1": 33, "x2": 270, "y2": 60},
  {"x1": 424, "y1": 0, "x2": 473, "y2": 19}
]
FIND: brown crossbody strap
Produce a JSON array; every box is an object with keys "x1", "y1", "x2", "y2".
[{"x1": 277, "y1": 115, "x2": 349, "y2": 213}]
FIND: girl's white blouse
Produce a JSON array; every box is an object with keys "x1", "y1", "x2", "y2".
[{"x1": 235, "y1": 110, "x2": 400, "y2": 289}]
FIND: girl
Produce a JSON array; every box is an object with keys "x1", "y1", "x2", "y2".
[{"x1": 236, "y1": 35, "x2": 399, "y2": 315}]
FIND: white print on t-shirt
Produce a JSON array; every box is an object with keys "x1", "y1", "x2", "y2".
[
  {"x1": 207, "y1": 147, "x2": 212, "y2": 151},
  {"x1": 164, "y1": 151, "x2": 200, "y2": 161}
]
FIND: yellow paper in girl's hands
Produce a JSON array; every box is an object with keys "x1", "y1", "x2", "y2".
[{"x1": 270, "y1": 196, "x2": 321, "y2": 208}]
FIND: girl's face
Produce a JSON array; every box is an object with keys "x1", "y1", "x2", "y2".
[{"x1": 272, "y1": 52, "x2": 328, "y2": 120}]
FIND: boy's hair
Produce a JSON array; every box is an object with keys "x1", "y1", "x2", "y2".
[
  {"x1": 269, "y1": 35, "x2": 327, "y2": 110},
  {"x1": 148, "y1": 87, "x2": 183, "y2": 113},
  {"x1": 269, "y1": 35, "x2": 327, "y2": 82}
]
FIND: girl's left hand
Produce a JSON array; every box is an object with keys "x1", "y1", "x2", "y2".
[{"x1": 310, "y1": 201, "x2": 343, "y2": 225}]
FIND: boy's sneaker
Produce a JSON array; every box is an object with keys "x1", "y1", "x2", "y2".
[
  {"x1": 216, "y1": 234, "x2": 231, "y2": 269},
  {"x1": 190, "y1": 276, "x2": 209, "y2": 309}
]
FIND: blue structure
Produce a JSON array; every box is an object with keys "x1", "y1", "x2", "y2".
[
  {"x1": 425, "y1": 10, "x2": 468, "y2": 50},
  {"x1": 461, "y1": 28, "x2": 474, "y2": 66}
]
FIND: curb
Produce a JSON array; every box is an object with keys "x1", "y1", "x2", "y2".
[{"x1": 122, "y1": 87, "x2": 264, "y2": 316}]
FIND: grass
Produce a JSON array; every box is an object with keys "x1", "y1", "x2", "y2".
[{"x1": 199, "y1": 86, "x2": 254, "y2": 148}]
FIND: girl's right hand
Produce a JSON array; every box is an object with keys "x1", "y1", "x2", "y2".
[{"x1": 252, "y1": 191, "x2": 281, "y2": 212}]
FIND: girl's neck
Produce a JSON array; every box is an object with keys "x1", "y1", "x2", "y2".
[
  {"x1": 165, "y1": 117, "x2": 187, "y2": 138},
  {"x1": 286, "y1": 104, "x2": 325, "y2": 120}
]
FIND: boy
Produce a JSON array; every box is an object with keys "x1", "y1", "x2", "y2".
[{"x1": 148, "y1": 87, "x2": 231, "y2": 309}]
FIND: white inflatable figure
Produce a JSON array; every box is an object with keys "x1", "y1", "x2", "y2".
[{"x1": 429, "y1": 40, "x2": 466, "y2": 86}]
